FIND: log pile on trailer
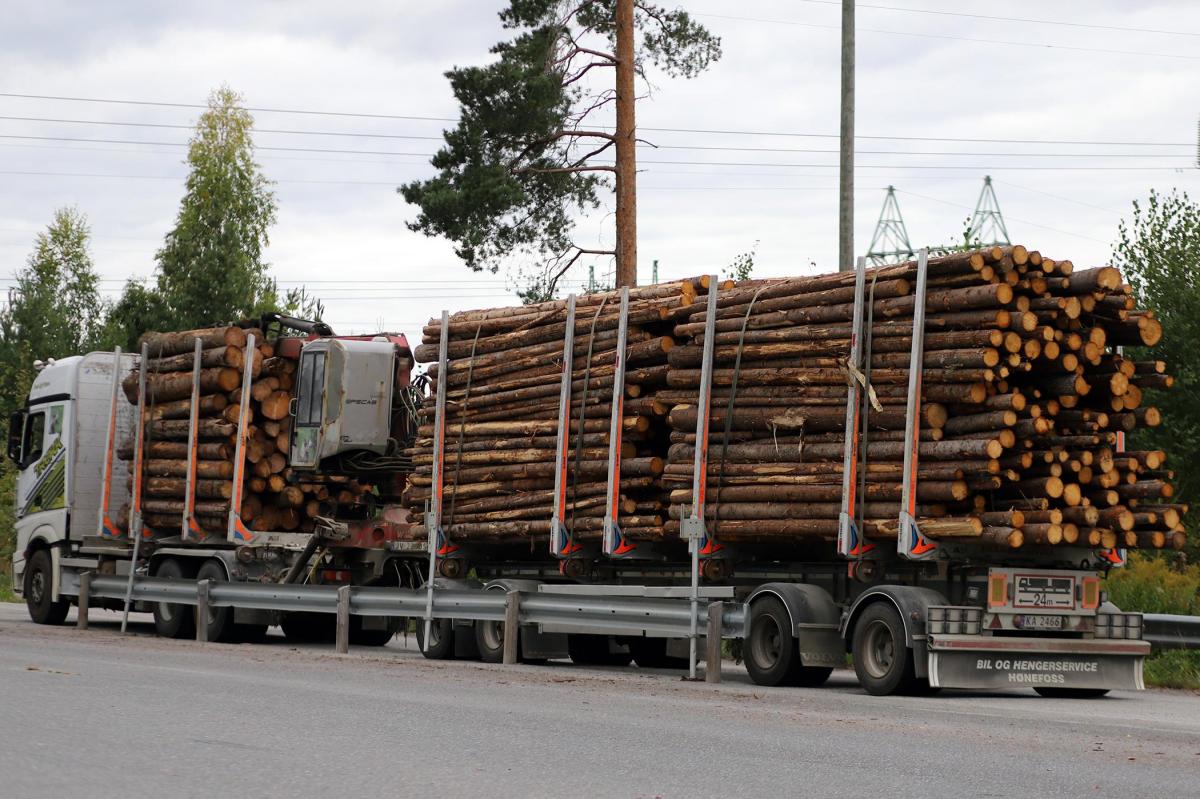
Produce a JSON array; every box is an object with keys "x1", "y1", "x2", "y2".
[
  {"x1": 400, "y1": 245, "x2": 1187, "y2": 560},
  {"x1": 118, "y1": 325, "x2": 371, "y2": 537},
  {"x1": 662, "y1": 246, "x2": 1185, "y2": 555},
  {"x1": 403, "y1": 280, "x2": 727, "y2": 545}
]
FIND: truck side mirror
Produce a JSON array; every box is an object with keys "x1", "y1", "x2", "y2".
[{"x1": 7, "y1": 410, "x2": 24, "y2": 462}]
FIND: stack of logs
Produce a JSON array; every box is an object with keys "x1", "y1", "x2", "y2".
[
  {"x1": 662, "y1": 246, "x2": 1186, "y2": 554},
  {"x1": 120, "y1": 325, "x2": 371, "y2": 536},
  {"x1": 403, "y1": 280, "x2": 725, "y2": 545},
  {"x1": 403, "y1": 246, "x2": 1185, "y2": 558}
]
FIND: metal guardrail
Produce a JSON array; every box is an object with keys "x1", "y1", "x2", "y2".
[
  {"x1": 1143, "y1": 613, "x2": 1200, "y2": 651},
  {"x1": 83, "y1": 576, "x2": 747, "y2": 641}
]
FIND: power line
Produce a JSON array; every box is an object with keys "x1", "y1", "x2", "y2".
[
  {"x1": 0, "y1": 92, "x2": 458, "y2": 122},
  {"x1": 752, "y1": 1, "x2": 1200, "y2": 38},
  {"x1": 895, "y1": 188, "x2": 1108, "y2": 244},
  {"x1": 696, "y1": 12, "x2": 1200, "y2": 60},
  {"x1": 0, "y1": 115, "x2": 444, "y2": 141},
  {"x1": 1, "y1": 115, "x2": 1191, "y2": 157},
  {"x1": 1, "y1": 92, "x2": 1190, "y2": 146}
]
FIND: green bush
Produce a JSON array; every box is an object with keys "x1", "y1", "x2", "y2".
[
  {"x1": 0, "y1": 571, "x2": 14, "y2": 603},
  {"x1": 1106, "y1": 554, "x2": 1200, "y2": 616},
  {"x1": 1105, "y1": 555, "x2": 1200, "y2": 690}
]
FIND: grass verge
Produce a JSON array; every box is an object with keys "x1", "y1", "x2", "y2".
[
  {"x1": 1143, "y1": 650, "x2": 1200, "y2": 691},
  {"x1": 0, "y1": 571, "x2": 15, "y2": 603}
]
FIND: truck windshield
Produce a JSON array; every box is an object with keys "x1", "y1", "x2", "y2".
[{"x1": 296, "y1": 350, "x2": 326, "y2": 428}]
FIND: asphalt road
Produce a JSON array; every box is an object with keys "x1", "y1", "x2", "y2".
[{"x1": 2, "y1": 602, "x2": 1198, "y2": 799}]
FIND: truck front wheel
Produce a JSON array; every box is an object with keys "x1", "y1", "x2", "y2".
[
  {"x1": 25, "y1": 549, "x2": 69, "y2": 625},
  {"x1": 152, "y1": 558, "x2": 195, "y2": 639},
  {"x1": 852, "y1": 602, "x2": 917, "y2": 696}
]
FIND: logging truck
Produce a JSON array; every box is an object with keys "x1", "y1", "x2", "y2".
[{"x1": 11, "y1": 274, "x2": 1154, "y2": 695}]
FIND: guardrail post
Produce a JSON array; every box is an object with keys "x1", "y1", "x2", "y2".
[
  {"x1": 503, "y1": 590, "x2": 520, "y2": 665},
  {"x1": 77, "y1": 572, "x2": 92, "y2": 631},
  {"x1": 705, "y1": 601, "x2": 723, "y2": 684},
  {"x1": 195, "y1": 579, "x2": 211, "y2": 643},
  {"x1": 336, "y1": 585, "x2": 351, "y2": 654}
]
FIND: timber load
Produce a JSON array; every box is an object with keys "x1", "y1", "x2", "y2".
[
  {"x1": 663, "y1": 245, "x2": 1185, "y2": 555},
  {"x1": 119, "y1": 325, "x2": 372, "y2": 537},
  {"x1": 404, "y1": 246, "x2": 1186, "y2": 559},
  {"x1": 402, "y1": 279, "x2": 726, "y2": 545}
]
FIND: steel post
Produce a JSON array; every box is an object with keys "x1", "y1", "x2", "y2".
[
  {"x1": 898, "y1": 249, "x2": 937, "y2": 560},
  {"x1": 550, "y1": 295, "x2": 577, "y2": 557},
  {"x1": 684, "y1": 276, "x2": 718, "y2": 680},
  {"x1": 705, "y1": 601, "x2": 723, "y2": 683},
  {"x1": 121, "y1": 342, "x2": 150, "y2": 634},
  {"x1": 838, "y1": 256, "x2": 868, "y2": 558},
  {"x1": 503, "y1": 590, "x2": 520, "y2": 665},
  {"x1": 336, "y1": 585, "x2": 351, "y2": 654},
  {"x1": 77, "y1": 571, "x2": 91, "y2": 630},
  {"x1": 602, "y1": 288, "x2": 630, "y2": 556},
  {"x1": 226, "y1": 334, "x2": 256, "y2": 543},
  {"x1": 195, "y1": 579, "x2": 210, "y2": 643},
  {"x1": 424, "y1": 311, "x2": 450, "y2": 650},
  {"x1": 96, "y1": 347, "x2": 123, "y2": 538},
  {"x1": 183, "y1": 337, "x2": 202, "y2": 540}
]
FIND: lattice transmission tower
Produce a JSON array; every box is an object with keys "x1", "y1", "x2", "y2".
[
  {"x1": 966, "y1": 175, "x2": 1011, "y2": 247},
  {"x1": 865, "y1": 186, "x2": 915, "y2": 266}
]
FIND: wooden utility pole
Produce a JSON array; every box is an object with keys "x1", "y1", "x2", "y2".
[
  {"x1": 615, "y1": 0, "x2": 638, "y2": 287},
  {"x1": 838, "y1": 0, "x2": 855, "y2": 272}
]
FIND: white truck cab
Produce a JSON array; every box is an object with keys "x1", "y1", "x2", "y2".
[{"x1": 10, "y1": 352, "x2": 136, "y2": 620}]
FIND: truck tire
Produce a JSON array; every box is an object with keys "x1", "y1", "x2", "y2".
[
  {"x1": 474, "y1": 618, "x2": 509, "y2": 663},
  {"x1": 416, "y1": 617, "x2": 455, "y2": 660},
  {"x1": 152, "y1": 558, "x2": 196, "y2": 639},
  {"x1": 567, "y1": 634, "x2": 633, "y2": 667},
  {"x1": 350, "y1": 616, "x2": 399, "y2": 647},
  {"x1": 1034, "y1": 687, "x2": 1110, "y2": 699},
  {"x1": 852, "y1": 602, "x2": 918, "y2": 696},
  {"x1": 745, "y1": 596, "x2": 811, "y2": 687},
  {"x1": 24, "y1": 549, "x2": 69, "y2": 626},
  {"x1": 195, "y1": 561, "x2": 236, "y2": 643}
]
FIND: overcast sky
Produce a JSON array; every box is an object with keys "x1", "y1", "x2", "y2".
[{"x1": 1, "y1": 0, "x2": 1198, "y2": 337}]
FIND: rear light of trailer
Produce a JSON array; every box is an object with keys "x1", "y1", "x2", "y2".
[
  {"x1": 928, "y1": 606, "x2": 982, "y2": 636},
  {"x1": 1095, "y1": 612, "x2": 1143, "y2": 639},
  {"x1": 1081, "y1": 576, "x2": 1101, "y2": 610},
  {"x1": 988, "y1": 572, "x2": 1009, "y2": 608}
]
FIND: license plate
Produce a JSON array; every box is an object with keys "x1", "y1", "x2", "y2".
[
  {"x1": 1014, "y1": 574, "x2": 1076, "y2": 609},
  {"x1": 1016, "y1": 614, "x2": 1063, "y2": 630}
]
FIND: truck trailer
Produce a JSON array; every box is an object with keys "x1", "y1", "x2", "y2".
[{"x1": 11, "y1": 252, "x2": 1157, "y2": 696}]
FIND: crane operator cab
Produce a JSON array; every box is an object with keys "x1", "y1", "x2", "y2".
[{"x1": 288, "y1": 335, "x2": 418, "y2": 477}]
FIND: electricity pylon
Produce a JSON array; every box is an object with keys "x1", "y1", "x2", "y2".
[
  {"x1": 865, "y1": 186, "x2": 915, "y2": 266},
  {"x1": 966, "y1": 175, "x2": 1011, "y2": 247}
]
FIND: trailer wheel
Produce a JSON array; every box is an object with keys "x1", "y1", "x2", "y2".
[
  {"x1": 745, "y1": 597, "x2": 806, "y2": 686},
  {"x1": 416, "y1": 617, "x2": 455, "y2": 660},
  {"x1": 152, "y1": 558, "x2": 196, "y2": 639},
  {"x1": 350, "y1": 617, "x2": 399, "y2": 647},
  {"x1": 851, "y1": 602, "x2": 917, "y2": 696},
  {"x1": 1033, "y1": 687, "x2": 1110, "y2": 699},
  {"x1": 24, "y1": 549, "x2": 69, "y2": 626},
  {"x1": 567, "y1": 634, "x2": 634, "y2": 667},
  {"x1": 196, "y1": 561, "x2": 236, "y2": 643},
  {"x1": 474, "y1": 618, "x2": 509, "y2": 663}
]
